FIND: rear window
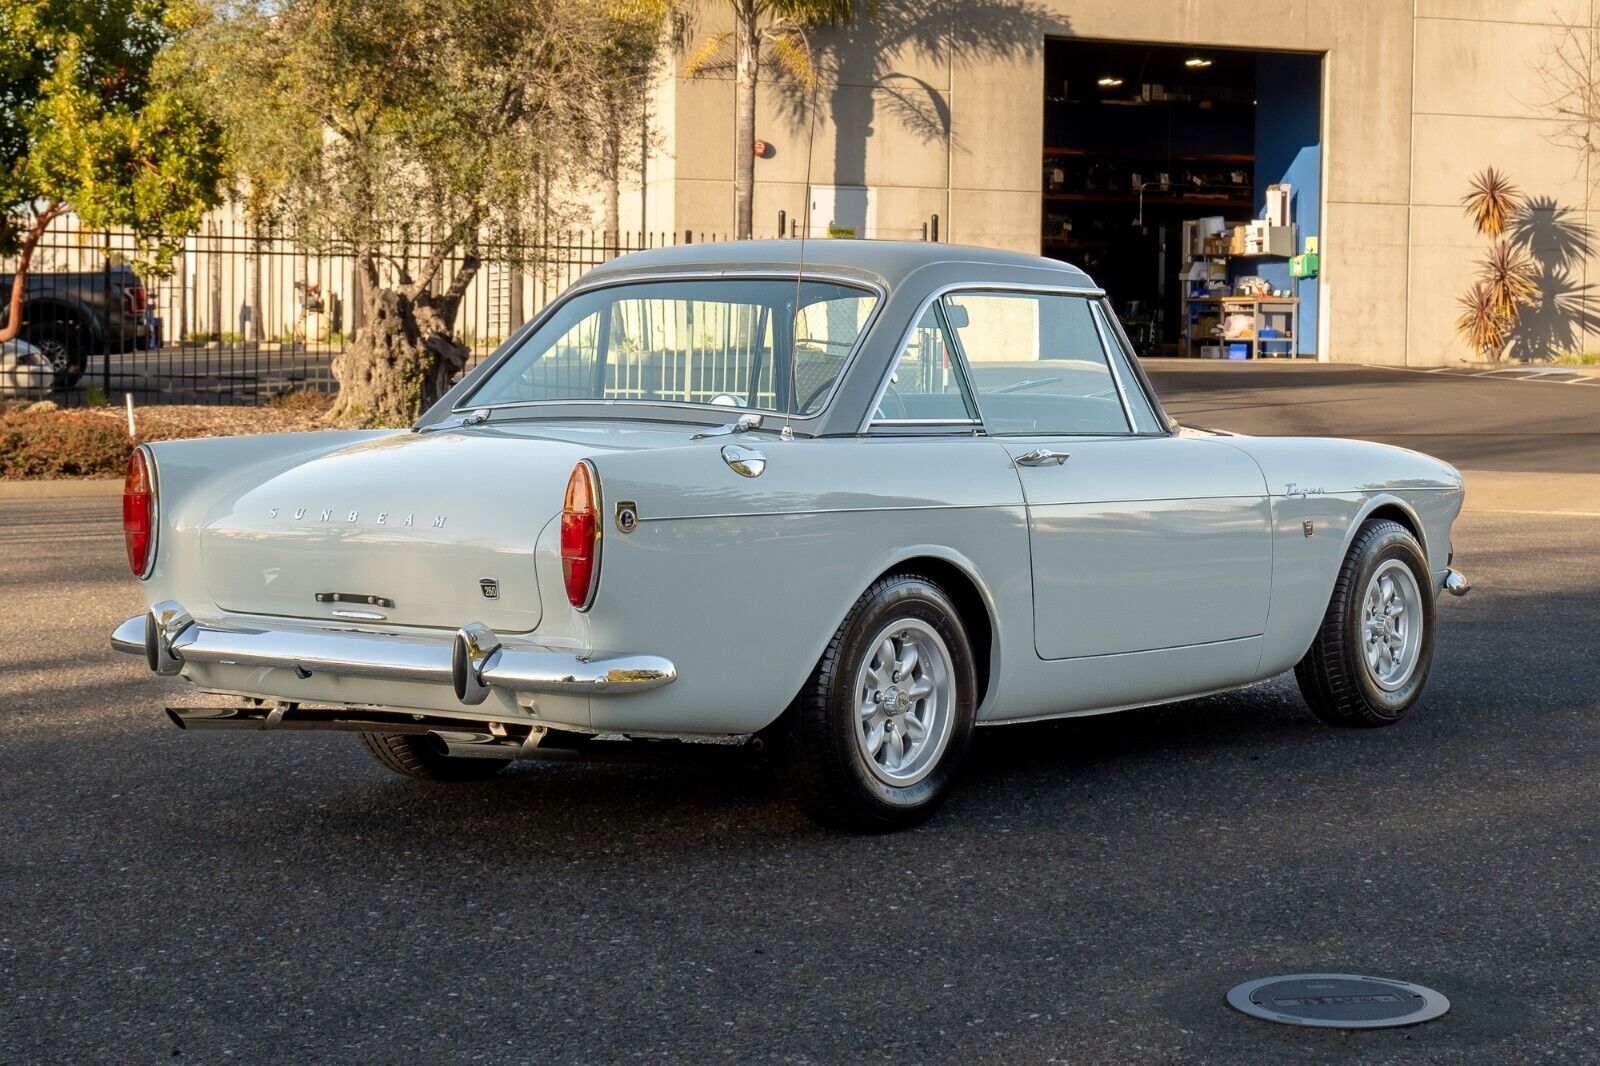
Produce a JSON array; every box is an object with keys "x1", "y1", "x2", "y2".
[{"x1": 466, "y1": 278, "x2": 879, "y2": 416}]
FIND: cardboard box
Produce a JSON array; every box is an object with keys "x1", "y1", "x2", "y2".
[
  {"x1": 1265, "y1": 184, "x2": 1291, "y2": 226},
  {"x1": 1244, "y1": 222, "x2": 1294, "y2": 257}
]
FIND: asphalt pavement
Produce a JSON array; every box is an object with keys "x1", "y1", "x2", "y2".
[
  {"x1": 2, "y1": 490, "x2": 1599, "y2": 1060},
  {"x1": 1147, "y1": 360, "x2": 1600, "y2": 476}
]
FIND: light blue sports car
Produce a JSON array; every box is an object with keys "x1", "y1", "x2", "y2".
[{"x1": 113, "y1": 241, "x2": 1469, "y2": 829}]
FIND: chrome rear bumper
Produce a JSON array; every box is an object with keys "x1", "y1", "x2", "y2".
[{"x1": 111, "y1": 600, "x2": 676, "y2": 703}]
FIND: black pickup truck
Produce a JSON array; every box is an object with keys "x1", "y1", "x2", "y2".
[{"x1": 0, "y1": 265, "x2": 151, "y2": 387}]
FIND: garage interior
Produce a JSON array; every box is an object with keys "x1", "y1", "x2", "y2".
[{"x1": 1042, "y1": 39, "x2": 1322, "y2": 358}]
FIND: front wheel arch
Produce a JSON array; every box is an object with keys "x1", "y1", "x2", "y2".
[{"x1": 1344, "y1": 495, "x2": 1428, "y2": 569}]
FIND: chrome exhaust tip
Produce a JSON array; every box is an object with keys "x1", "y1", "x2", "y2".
[
  {"x1": 1444, "y1": 568, "x2": 1471, "y2": 597},
  {"x1": 426, "y1": 729, "x2": 524, "y2": 760}
]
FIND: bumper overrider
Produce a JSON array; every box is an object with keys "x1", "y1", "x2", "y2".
[{"x1": 111, "y1": 600, "x2": 677, "y2": 707}]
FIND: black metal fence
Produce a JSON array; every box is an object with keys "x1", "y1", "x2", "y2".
[{"x1": 1, "y1": 220, "x2": 741, "y2": 406}]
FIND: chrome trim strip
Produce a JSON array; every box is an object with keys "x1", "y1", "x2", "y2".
[
  {"x1": 452, "y1": 269, "x2": 889, "y2": 427},
  {"x1": 859, "y1": 280, "x2": 1108, "y2": 434},
  {"x1": 865, "y1": 418, "x2": 983, "y2": 426},
  {"x1": 1090, "y1": 302, "x2": 1139, "y2": 432},
  {"x1": 1096, "y1": 297, "x2": 1175, "y2": 434},
  {"x1": 111, "y1": 611, "x2": 677, "y2": 696},
  {"x1": 331, "y1": 608, "x2": 387, "y2": 621}
]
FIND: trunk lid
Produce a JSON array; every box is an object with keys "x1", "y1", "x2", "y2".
[{"x1": 200, "y1": 425, "x2": 632, "y2": 632}]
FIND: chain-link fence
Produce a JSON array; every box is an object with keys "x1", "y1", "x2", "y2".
[{"x1": 1, "y1": 219, "x2": 739, "y2": 406}]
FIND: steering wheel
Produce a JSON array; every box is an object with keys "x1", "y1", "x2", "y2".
[
  {"x1": 873, "y1": 383, "x2": 906, "y2": 421},
  {"x1": 798, "y1": 372, "x2": 841, "y2": 414}
]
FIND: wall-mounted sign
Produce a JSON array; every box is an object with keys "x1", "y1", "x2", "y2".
[{"x1": 827, "y1": 225, "x2": 858, "y2": 239}]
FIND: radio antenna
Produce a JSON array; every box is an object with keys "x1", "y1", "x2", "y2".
[{"x1": 783, "y1": 26, "x2": 819, "y2": 442}]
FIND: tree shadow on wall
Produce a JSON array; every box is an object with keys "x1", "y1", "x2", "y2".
[
  {"x1": 773, "y1": 0, "x2": 1062, "y2": 236},
  {"x1": 1503, "y1": 195, "x2": 1600, "y2": 362}
]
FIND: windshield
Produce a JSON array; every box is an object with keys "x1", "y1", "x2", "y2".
[{"x1": 465, "y1": 278, "x2": 880, "y2": 416}]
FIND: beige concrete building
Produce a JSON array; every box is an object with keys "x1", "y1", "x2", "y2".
[{"x1": 621, "y1": 2, "x2": 1600, "y2": 365}]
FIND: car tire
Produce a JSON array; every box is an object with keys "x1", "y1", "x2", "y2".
[
  {"x1": 788, "y1": 573, "x2": 977, "y2": 831},
  {"x1": 22, "y1": 321, "x2": 87, "y2": 389},
  {"x1": 358, "y1": 732, "x2": 507, "y2": 782},
  {"x1": 1296, "y1": 518, "x2": 1436, "y2": 728}
]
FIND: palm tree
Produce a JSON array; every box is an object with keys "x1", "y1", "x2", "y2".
[{"x1": 619, "y1": 1, "x2": 860, "y2": 239}]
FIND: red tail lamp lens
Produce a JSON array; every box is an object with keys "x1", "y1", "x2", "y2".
[
  {"x1": 123, "y1": 447, "x2": 156, "y2": 577},
  {"x1": 560, "y1": 461, "x2": 600, "y2": 609}
]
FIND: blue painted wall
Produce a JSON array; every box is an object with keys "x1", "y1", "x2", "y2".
[{"x1": 1252, "y1": 53, "x2": 1322, "y2": 356}]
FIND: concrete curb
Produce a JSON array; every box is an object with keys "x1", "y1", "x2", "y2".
[{"x1": 0, "y1": 478, "x2": 122, "y2": 499}]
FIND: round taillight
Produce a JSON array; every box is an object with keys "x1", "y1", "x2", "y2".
[
  {"x1": 560, "y1": 461, "x2": 600, "y2": 610},
  {"x1": 123, "y1": 446, "x2": 157, "y2": 578}
]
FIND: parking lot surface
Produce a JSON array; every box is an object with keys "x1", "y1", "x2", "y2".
[
  {"x1": 1147, "y1": 360, "x2": 1600, "y2": 476},
  {"x1": 2, "y1": 484, "x2": 1597, "y2": 1061},
  {"x1": 5, "y1": 363, "x2": 1598, "y2": 1061}
]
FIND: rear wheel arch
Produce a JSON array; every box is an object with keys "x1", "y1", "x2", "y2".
[
  {"x1": 871, "y1": 552, "x2": 998, "y2": 717},
  {"x1": 777, "y1": 549, "x2": 1000, "y2": 732}
]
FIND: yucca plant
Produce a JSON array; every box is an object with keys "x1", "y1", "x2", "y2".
[
  {"x1": 1462, "y1": 168, "x2": 1523, "y2": 238},
  {"x1": 1455, "y1": 169, "x2": 1537, "y2": 360},
  {"x1": 1456, "y1": 282, "x2": 1508, "y2": 360},
  {"x1": 1480, "y1": 240, "x2": 1538, "y2": 322}
]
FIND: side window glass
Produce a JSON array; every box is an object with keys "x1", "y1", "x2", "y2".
[
  {"x1": 942, "y1": 292, "x2": 1132, "y2": 435},
  {"x1": 1093, "y1": 302, "x2": 1163, "y2": 433},
  {"x1": 871, "y1": 305, "x2": 979, "y2": 424}
]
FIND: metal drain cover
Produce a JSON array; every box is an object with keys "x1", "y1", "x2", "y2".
[{"x1": 1227, "y1": 973, "x2": 1450, "y2": 1029}]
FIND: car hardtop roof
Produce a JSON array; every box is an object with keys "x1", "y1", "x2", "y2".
[{"x1": 580, "y1": 238, "x2": 1097, "y2": 291}]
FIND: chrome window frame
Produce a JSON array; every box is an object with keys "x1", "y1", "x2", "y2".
[
  {"x1": 861, "y1": 280, "x2": 1103, "y2": 434},
  {"x1": 865, "y1": 282, "x2": 1164, "y2": 438},
  {"x1": 1093, "y1": 298, "x2": 1170, "y2": 433},
  {"x1": 943, "y1": 289, "x2": 1130, "y2": 435},
  {"x1": 864, "y1": 298, "x2": 985, "y2": 432},
  {"x1": 1089, "y1": 302, "x2": 1142, "y2": 432},
  {"x1": 452, "y1": 269, "x2": 889, "y2": 424}
]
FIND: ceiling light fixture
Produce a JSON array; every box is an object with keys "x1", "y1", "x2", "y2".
[
  {"x1": 1097, "y1": 76, "x2": 1124, "y2": 88},
  {"x1": 1184, "y1": 56, "x2": 1213, "y2": 69}
]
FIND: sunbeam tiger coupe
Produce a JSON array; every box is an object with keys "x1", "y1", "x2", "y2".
[{"x1": 112, "y1": 241, "x2": 1469, "y2": 829}]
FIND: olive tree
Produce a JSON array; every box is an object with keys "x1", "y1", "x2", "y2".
[
  {"x1": 193, "y1": 0, "x2": 615, "y2": 424},
  {"x1": 0, "y1": 0, "x2": 224, "y2": 346}
]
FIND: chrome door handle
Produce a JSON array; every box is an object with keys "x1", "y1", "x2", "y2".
[{"x1": 1014, "y1": 448, "x2": 1070, "y2": 467}]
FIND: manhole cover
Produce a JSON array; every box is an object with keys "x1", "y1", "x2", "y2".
[{"x1": 1227, "y1": 973, "x2": 1450, "y2": 1029}]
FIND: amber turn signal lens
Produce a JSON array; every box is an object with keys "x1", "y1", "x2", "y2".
[{"x1": 560, "y1": 461, "x2": 600, "y2": 609}]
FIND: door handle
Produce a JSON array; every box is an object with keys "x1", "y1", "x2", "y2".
[{"x1": 1014, "y1": 448, "x2": 1070, "y2": 467}]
